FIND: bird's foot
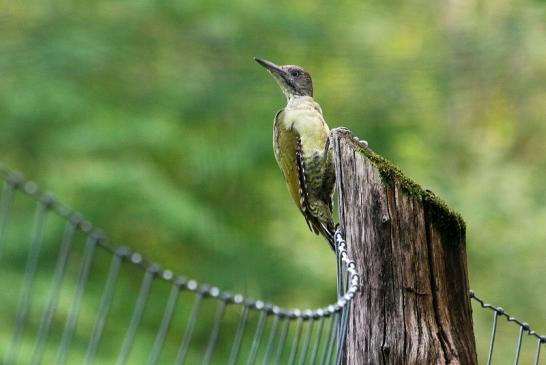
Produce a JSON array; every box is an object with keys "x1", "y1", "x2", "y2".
[
  {"x1": 330, "y1": 127, "x2": 351, "y2": 134},
  {"x1": 330, "y1": 127, "x2": 368, "y2": 148},
  {"x1": 354, "y1": 137, "x2": 368, "y2": 148}
]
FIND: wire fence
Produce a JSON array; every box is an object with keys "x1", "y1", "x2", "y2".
[
  {"x1": 0, "y1": 164, "x2": 356, "y2": 365},
  {"x1": 470, "y1": 291, "x2": 545, "y2": 365},
  {"x1": 0, "y1": 164, "x2": 544, "y2": 364}
]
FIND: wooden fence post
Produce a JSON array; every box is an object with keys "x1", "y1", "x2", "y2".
[{"x1": 332, "y1": 128, "x2": 477, "y2": 364}]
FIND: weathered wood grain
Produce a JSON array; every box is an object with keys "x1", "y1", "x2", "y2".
[{"x1": 332, "y1": 128, "x2": 476, "y2": 365}]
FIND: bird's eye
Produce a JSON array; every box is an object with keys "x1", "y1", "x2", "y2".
[{"x1": 290, "y1": 70, "x2": 301, "y2": 77}]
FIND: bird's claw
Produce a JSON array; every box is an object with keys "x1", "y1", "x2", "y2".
[{"x1": 354, "y1": 137, "x2": 368, "y2": 148}]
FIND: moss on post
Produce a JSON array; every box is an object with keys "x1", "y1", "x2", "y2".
[{"x1": 356, "y1": 139, "x2": 466, "y2": 243}]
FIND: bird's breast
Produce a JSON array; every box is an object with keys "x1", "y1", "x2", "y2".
[
  {"x1": 281, "y1": 103, "x2": 330, "y2": 155},
  {"x1": 281, "y1": 98, "x2": 330, "y2": 148}
]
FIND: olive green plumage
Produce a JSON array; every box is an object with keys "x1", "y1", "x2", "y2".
[{"x1": 255, "y1": 57, "x2": 336, "y2": 249}]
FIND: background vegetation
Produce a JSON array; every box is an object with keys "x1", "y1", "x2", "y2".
[{"x1": 0, "y1": 0, "x2": 544, "y2": 363}]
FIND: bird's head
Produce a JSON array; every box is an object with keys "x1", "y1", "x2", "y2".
[{"x1": 254, "y1": 57, "x2": 313, "y2": 99}]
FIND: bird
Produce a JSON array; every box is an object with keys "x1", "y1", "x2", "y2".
[{"x1": 255, "y1": 57, "x2": 336, "y2": 250}]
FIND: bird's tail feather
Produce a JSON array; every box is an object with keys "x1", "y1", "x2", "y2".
[{"x1": 314, "y1": 221, "x2": 336, "y2": 251}]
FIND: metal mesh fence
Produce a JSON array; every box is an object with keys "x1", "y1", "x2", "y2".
[
  {"x1": 0, "y1": 164, "x2": 356, "y2": 365},
  {"x1": 0, "y1": 164, "x2": 544, "y2": 364},
  {"x1": 470, "y1": 291, "x2": 545, "y2": 365}
]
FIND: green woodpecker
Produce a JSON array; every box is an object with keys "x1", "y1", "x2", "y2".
[{"x1": 255, "y1": 57, "x2": 336, "y2": 250}]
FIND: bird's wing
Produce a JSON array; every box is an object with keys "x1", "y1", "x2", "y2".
[
  {"x1": 295, "y1": 135, "x2": 319, "y2": 234},
  {"x1": 321, "y1": 143, "x2": 335, "y2": 211},
  {"x1": 273, "y1": 111, "x2": 315, "y2": 233}
]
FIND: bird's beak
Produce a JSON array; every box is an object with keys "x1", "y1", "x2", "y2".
[{"x1": 254, "y1": 57, "x2": 286, "y2": 78}]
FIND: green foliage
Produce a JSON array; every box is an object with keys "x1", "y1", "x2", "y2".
[{"x1": 1, "y1": 0, "x2": 545, "y2": 362}]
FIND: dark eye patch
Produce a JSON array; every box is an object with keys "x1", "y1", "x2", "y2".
[{"x1": 290, "y1": 69, "x2": 301, "y2": 77}]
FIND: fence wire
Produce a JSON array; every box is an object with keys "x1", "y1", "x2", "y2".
[
  {"x1": 0, "y1": 164, "x2": 544, "y2": 364},
  {"x1": 0, "y1": 164, "x2": 356, "y2": 365},
  {"x1": 469, "y1": 291, "x2": 546, "y2": 365}
]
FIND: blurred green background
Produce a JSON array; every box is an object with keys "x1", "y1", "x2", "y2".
[{"x1": 1, "y1": 0, "x2": 545, "y2": 363}]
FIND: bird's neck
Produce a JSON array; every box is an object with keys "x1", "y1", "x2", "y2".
[
  {"x1": 286, "y1": 95, "x2": 322, "y2": 114},
  {"x1": 286, "y1": 95, "x2": 314, "y2": 106}
]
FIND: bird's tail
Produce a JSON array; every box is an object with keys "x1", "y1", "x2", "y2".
[
  {"x1": 315, "y1": 221, "x2": 336, "y2": 251},
  {"x1": 303, "y1": 200, "x2": 336, "y2": 251}
]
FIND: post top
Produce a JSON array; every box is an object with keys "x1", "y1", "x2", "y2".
[{"x1": 331, "y1": 128, "x2": 466, "y2": 240}]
